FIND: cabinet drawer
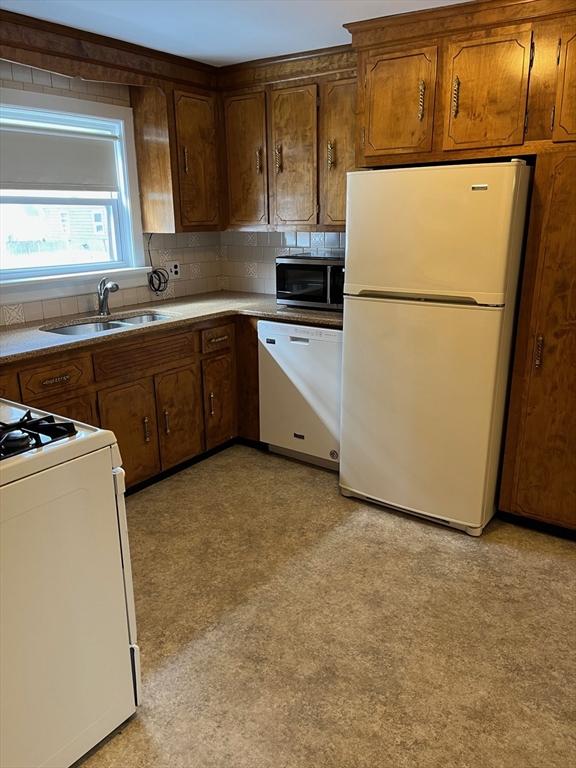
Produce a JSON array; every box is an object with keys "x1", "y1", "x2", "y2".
[
  {"x1": 93, "y1": 331, "x2": 198, "y2": 381},
  {"x1": 0, "y1": 370, "x2": 21, "y2": 402},
  {"x1": 201, "y1": 324, "x2": 235, "y2": 354},
  {"x1": 19, "y1": 354, "x2": 93, "y2": 400}
]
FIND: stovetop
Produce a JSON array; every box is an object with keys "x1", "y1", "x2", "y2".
[{"x1": 0, "y1": 410, "x2": 77, "y2": 460}]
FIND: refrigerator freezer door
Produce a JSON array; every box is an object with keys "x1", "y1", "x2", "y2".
[
  {"x1": 340, "y1": 297, "x2": 509, "y2": 529},
  {"x1": 345, "y1": 162, "x2": 530, "y2": 305}
]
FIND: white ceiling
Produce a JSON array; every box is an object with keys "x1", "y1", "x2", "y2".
[{"x1": 1, "y1": 0, "x2": 473, "y2": 66}]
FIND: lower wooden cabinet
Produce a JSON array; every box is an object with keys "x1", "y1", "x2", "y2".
[
  {"x1": 98, "y1": 378, "x2": 161, "y2": 486},
  {"x1": 202, "y1": 353, "x2": 236, "y2": 449},
  {"x1": 500, "y1": 152, "x2": 576, "y2": 529},
  {"x1": 31, "y1": 393, "x2": 98, "y2": 426},
  {"x1": 155, "y1": 365, "x2": 203, "y2": 470}
]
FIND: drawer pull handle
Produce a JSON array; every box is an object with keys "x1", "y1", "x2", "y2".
[
  {"x1": 163, "y1": 409, "x2": 170, "y2": 435},
  {"x1": 209, "y1": 335, "x2": 229, "y2": 344},
  {"x1": 143, "y1": 416, "x2": 151, "y2": 443},
  {"x1": 209, "y1": 392, "x2": 215, "y2": 416},
  {"x1": 255, "y1": 146, "x2": 262, "y2": 174},
  {"x1": 275, "y1": 144, "x2": 283, "y2": 174},
  {"x1": 41, "y1": 374, "x2": 71, "y2": 387},
  {"x1": 183, "y1": 146, "x2": 189, "y2": 175},
  {"x1": 327, "y1": 139, "x2": 336, "y2": 170}
]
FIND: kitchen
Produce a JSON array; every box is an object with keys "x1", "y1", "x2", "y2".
[{"x1": 0, "y1": 0, "x2": 574, "y2": 766}]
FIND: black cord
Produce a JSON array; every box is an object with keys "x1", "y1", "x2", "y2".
[{"x1": 146, "y1": 233, "x2": 170, "y2": 294}]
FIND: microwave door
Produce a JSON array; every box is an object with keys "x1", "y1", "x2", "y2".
[{"x1": 277, "y1": 263, "x2": 328, "y2": 304}]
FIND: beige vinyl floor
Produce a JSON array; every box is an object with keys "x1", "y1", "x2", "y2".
[{"x1": 80, "y1": 445, "x2": 576, "y2": 768}]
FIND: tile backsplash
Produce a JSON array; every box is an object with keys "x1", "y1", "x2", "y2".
[{"x1": 0, "y1": 231, "x2": 345, "y2": 327}]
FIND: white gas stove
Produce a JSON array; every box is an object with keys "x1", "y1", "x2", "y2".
[{"x1": 0, "y1": 399, "x2": 140, "y2": 768}]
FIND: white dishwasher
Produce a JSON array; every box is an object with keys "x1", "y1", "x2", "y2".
[{"x1": 258, "y1": 321, "x2": 343, "y2": 468}]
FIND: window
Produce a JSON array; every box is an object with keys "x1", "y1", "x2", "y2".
[{"x1": 0, "y1": 96, "x2": 143, "y2": 282}]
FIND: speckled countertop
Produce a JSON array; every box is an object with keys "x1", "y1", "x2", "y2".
[{"x1": 0, "y1": 292, "x2": 343, "y2": 364}]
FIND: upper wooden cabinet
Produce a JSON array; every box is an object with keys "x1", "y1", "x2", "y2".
[
  {"x1": 174, "y1": 91, "x2": 220, "y2": 227},
  {"x1": 443, "y1": 28, "x2": 533, "y2": 150},
  {"x1": 319, "y1": 79, "x2": 356, "y2": 226},
  {"x1": 270, "y1": 84, "x2": 318, "y2": 227},
  {"x1": 552, "y1": 23, "x2": 576, "y2": 141},
  {"x1": 224, "y1": 91, "x2": 268, "y2": 226},
  {"x1": 361, "y1": 46, "x2": 437, "y2": 156}
]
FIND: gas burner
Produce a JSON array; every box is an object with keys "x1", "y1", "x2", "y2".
[{"x1": 0, "y1": 410, "x2": 77, "y2": 460}]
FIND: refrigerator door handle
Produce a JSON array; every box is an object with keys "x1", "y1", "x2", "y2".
[{"x1": 350, "y1": 290, "x2": 482, "y2": 306}]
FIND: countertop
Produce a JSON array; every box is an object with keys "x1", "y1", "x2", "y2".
[{"x1": 0, "y1": 292, "x2": 343, "y2": 364}]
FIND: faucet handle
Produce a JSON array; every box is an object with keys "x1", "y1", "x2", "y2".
[{"x1": 108, "y1": 281, "x2": 119, "y2": 293}]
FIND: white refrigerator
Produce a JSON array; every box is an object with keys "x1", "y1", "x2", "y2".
[{"x1": 339, "y1": 160, "x2": 531, "y2": 536}]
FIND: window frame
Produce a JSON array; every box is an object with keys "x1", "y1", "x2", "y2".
[{"x1": 0, "y1": 87, "x2": 145, "y2": 300}]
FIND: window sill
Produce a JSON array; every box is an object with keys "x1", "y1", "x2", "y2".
[{"x1": 0, "y1": 266, "x2": 151, "y2": 304}]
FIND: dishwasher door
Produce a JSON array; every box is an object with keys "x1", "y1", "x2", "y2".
[{"x1": 257, "y1": 321, "x2": 343, "y2": 465}]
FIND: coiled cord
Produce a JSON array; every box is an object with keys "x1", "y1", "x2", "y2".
[{"x1": 146, "y1": 233, "x2": 170, "y2": 295}]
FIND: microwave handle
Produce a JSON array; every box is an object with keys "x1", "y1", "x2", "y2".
[{"x1": 326, "y1": 265, "x2": 332, "y2": 306}]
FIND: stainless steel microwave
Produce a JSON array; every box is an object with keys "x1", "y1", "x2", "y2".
[{"x1": 276, "y1": 253, "x2": 344, "y2": 310}]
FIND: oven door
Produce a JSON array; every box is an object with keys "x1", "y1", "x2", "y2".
[{"x1": 276, "y1": 259, "x2": 330, "y2": 308}]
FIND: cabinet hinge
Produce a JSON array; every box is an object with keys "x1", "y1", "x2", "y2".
[
  {"x1": 529, "y1": 39, "x2": 535, "y2": 69},
  {"x1": 556, "y1": 38, "x2": 562, "y2": 65},
  {"x1": 524, "y1": 111, "x2": 529, "y2": 134}
]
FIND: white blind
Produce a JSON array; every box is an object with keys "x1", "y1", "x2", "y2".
[{"x1": 0, "y1": 128, "x2": 118, "y2": 190}]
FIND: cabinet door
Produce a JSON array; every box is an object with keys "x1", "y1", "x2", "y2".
[
  {"x1": 552, "y1": 24, "x2": 576, "y2": 141},
  {"x1": 98, "y1": 378, "x2": 160, "y2": 486},
  {"x1": 155, "y1": 365, "x2": 203, "y2": 470},
  {"x1": 362, "y1": 46, "x2": 437, "y2": 156},
  {"x1": 319, "y1": 79, "x2": 356, "y2": 226},
  {"x1": 31, "y1": 393, "x2": 98, "y2": 426},
  {"x1": 202, "y1": 353, "x2": 236, "y2": 450},
  {"x1": 174, "y1": 91, "x2": 220, "y2": 227},
  {"x1": 224, "y1": 92, "x2": 268, "y2": 226},
  {"x1": 501, "y1": 153, "x2": 576, "y2": 528},
  {"x1": 270, "y1": 84, "x2": 317, "y2": 226},
  {"x1": 443, "y1": 29, "x2": 532, "y2": 150}
]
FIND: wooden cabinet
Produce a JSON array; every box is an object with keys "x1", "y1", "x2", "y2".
[
  {"x1": 224, "y1": 91, "x2": 268, "y2": 226},
  {"x1": 361, "y1": 46, "x2": 437, "y2": 157},
  {"x1": 174, "y1": 91, "x2": 220, "y2": 227},
  {"x1": 552, "y1": 23, "x2": 576, "y2": 141},
  {"x1": 98, "y1": 378, "x2": 161, "y2": 486},
  {"x1": 19, "y1": 354, "x2": 93, "y2": 401},
  {"x1": 155, "y1": 365, "x2": 203, "y2": 470},
  {"x1": 0, "y1": 370, "x2": 20, "y2": 402},
  {"x1": 270, "y1": 84, "x2": 317, "y2": 226},
  {"x1": 202, "y1": 353, "x2": 236, "y2": 450},
  {"x1": 443, "y1": 28, "x2": 533, "y2": 150},
  {"x1": 319, "y1": 79, "x2": 356, "y2": 225},
  {"x1": 500, "y1": 152, "x2": 576, "y2": 529},
  {"x1": 32, "y1": 393, "x2": 98, "y2": 425}
]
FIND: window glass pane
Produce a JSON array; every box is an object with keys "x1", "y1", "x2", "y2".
[{"x1": 0, "y1": 200, "x2": 118, "y2": 271}]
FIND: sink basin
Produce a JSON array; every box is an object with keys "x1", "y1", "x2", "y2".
[
  {"x1": 45, "y1": 321, "x2": 127, "y2": 336},
  {"x1": 118, "y1": 313, "x2": 170, "y2": 325}
]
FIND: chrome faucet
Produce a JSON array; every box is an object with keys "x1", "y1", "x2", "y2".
[{"x1": 96, "y1": 277, "x2": 119, "y2": 316}]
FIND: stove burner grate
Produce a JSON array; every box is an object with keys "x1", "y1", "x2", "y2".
[{"x1": 0, "y1": 410, "x2": 77, "y2": 460}]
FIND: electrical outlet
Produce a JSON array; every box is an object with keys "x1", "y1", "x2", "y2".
[{"x1": 167, "y1": 261, "x2": 181, "y2": 279}]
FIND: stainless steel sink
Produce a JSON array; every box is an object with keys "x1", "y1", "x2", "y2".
[
  {"x1": 118, "y1": 313, "x2": 170, "y2": 325},
  {"x1": 47, "y1": 321, "x2": 127, "y2": 336},
  {"x1": 42, "y1": 311, "x2": 171, "y2": 336}
]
